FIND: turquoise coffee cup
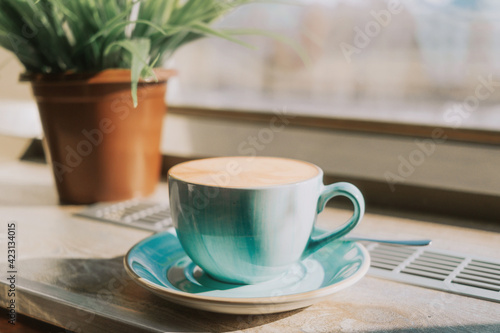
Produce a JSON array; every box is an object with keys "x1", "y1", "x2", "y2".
[{"x1": 168, "y1": 157, "x2": 364, "y2": 285}]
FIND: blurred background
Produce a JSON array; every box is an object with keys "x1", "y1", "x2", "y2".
[
  {"x1": 2, "y1": 0, "x2": 500, "y2": 130},
  {"x1": 166, "y1": 0, "x2": 500, "y2": 130}
]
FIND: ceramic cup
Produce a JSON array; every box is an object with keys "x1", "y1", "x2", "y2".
[{"x1": 168, "y1": 157, "x2": 364, "y2": 284}]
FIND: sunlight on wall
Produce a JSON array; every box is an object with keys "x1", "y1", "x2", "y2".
[{"x1": 0, "y1": 48, "x2": 32, "y2": 101}]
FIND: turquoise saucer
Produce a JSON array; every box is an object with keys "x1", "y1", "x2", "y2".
[{"x1": 124, "y1": 228, "x2": 370, "y2": 314}]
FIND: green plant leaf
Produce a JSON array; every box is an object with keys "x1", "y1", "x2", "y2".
[
  {"x1": 105, "y1": 38, "x2": 151, "y2": 107},
  {"x1": 189, "y1": 22, "x2": 254, "y2": 49}
]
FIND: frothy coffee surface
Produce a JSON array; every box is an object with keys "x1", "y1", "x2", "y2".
[{"x1": 169, "y1": 157, "x2": 320, "y2": 187}]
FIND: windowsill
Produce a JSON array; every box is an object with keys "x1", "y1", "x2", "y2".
[
  {"x1": 169, "y1": 88, "x2": 500, "y2": 132},
  {"x1": 161, "y1": 112, "x2": 500, "y2": 195}
]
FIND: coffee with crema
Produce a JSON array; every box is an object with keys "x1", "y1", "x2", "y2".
[{"x1": 168, "y1": 156, "x2": 320, "y2": 188}]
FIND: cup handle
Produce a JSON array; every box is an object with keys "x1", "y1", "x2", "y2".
[{"x1": 301, "y1": 182, "x2": 365, "y2": 258}]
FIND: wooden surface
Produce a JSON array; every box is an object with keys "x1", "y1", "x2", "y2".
[
  {"x1": 1, "y1": 161, "x2": 500, "y2": 332},
  {"x1": 0, "y1": 308, "x2": 71, "y2": 333}
]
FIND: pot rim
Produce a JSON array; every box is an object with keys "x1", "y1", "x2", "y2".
[{"x1": 20, "y1": 68, "x2": 176, "y2": 84}]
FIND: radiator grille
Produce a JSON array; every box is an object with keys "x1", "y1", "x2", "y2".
[
  {"x1": 366, "y1": 243, "x2": 500, "y2": 302},
  {"x1": 75, "y1": 199, "x2": 172, "y2": 232}
]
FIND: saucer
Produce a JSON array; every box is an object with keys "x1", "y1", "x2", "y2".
[{"x1": 124, "y1": 228, "x2": 370, "y2": 314}]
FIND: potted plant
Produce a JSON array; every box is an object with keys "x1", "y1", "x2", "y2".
[{"x1": 0, "y1": 0, "x2": 262, "y2": 204}]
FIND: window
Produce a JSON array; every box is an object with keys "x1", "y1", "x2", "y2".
[{"x1": 168, "y1": 0, "x2": 500, "y2": 131}]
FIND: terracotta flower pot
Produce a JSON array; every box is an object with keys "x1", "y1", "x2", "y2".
[{"x1": 24, "y1": 69, "x2": 175, "y2": 204}]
